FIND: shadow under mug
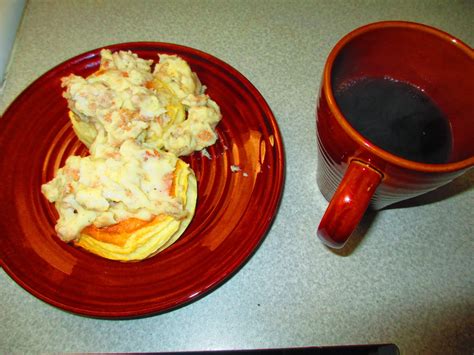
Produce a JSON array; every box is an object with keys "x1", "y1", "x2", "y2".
[{"x1": 316, "y1": 21, "x2": 474, "y2": 249}]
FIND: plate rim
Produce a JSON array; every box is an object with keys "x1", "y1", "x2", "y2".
[{"x1": 0, "y1": 41, "x2": 285, "y2": 318}]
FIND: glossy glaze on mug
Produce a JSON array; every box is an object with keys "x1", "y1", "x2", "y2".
[
  {"x1": 317, "y1": 21, "x2": 474, "y2": 210},
  {"x1": 317, "y1": 161, "x2": 382, "y2": 248}
]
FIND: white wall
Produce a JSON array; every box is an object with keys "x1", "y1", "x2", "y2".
[{"x1": 0, "y1": 0, "x2": 26, "y2": 89}]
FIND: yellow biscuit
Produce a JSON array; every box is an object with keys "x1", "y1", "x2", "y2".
[
  {"x1": 69, "y1": 111, "x2": 97, "y2": 149},
  {"x1": 69, "y1": 77, "x2": 186, "y2": 151},
  {"x1": 73, "y1": 159, "x2": 197, "y2": 261}
]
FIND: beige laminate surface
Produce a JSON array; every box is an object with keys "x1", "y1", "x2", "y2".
[{"x1": 1, "y1": 1, "x2": 473, "y2": 354}]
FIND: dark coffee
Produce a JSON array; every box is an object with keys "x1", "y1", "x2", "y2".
[{"x1": 334, "y1": 77, "x2": 452, "y2": 164}]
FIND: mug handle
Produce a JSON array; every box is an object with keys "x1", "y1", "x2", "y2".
[{"x1": 317, "y1": 160, "x2": 382, "y2": 248}]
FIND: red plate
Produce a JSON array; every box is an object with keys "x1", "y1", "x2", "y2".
[{"x1": 0, "y1": 42, "x2": 284, "y2": 318}]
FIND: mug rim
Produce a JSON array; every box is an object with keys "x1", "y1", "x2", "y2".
[{"x1": 324, "y1": 20, "x2": 474, "y2": 173}]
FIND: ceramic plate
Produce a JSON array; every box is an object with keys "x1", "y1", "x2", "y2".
[{"x1": 0, "y1": 42, "x2": 284, "y2": 318}]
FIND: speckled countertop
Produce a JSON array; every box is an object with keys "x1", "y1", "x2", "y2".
[{"x1": 1, "y1": 1, "x2": 473, "y2": 354}]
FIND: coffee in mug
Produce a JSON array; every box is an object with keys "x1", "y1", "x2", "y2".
[{"x1": 316, "y1": 21, "x2": 474, "y2": 249}]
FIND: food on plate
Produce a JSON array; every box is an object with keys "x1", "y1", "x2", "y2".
[
  {"x1": 42, "y1": 139, "x2": 197, "y2": 261},
  {"x1": 42, "y1": 49, "x2": 224, "y2": 261},
  {"x1": 62, "y1": 49, "x2": 222, "y2": 156}
]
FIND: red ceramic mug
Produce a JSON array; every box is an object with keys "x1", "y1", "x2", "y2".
[{"x1": 316, "y1": 21, "x2": 474, "y2": 249}]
